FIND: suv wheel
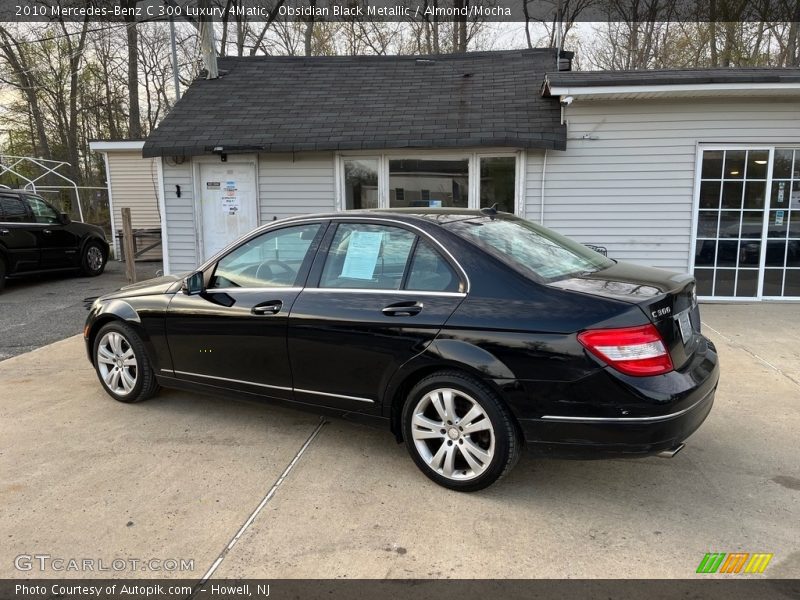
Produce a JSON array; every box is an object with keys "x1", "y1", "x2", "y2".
[
  {"x1": 402, "y1": 371, "x2": 521, "y2": 492},
  {"x1": 81, "y1": 240, "x2": 106, "y2": 276},
  {"x1": 93, "y1": 322, "x2": 160, "y2": 403},
  {"x1": 0, "y1": 256, "x2": 5, "y2": 291}
]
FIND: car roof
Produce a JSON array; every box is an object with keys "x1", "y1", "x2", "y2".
[{"x1": 280, "y1": 208, "x2": 517, "y2": 228}]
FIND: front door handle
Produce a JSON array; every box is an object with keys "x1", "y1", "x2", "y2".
[
  {"x1": 0, "y1": 229, "x2": 9, "y2": 236},
  {"x1": 252, "y1": 300, "x2": 283, "y2": 315},
  {"x1": 382, "y1": 301, "x2": 423, "y2": 317},
  {"x1": 42, "y1": 229, "x2": 53, "y2": 235}
]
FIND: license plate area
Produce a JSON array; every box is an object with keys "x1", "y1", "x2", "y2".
[{"x1": 676, "y1": 309, "x2": 693, "y2": 345}]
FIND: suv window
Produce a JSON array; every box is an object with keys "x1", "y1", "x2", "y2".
[
  {"x1": 26, "y1": 196, "x2": 60, "y2": 224},
  {"x1": 320, "y1": 223, "x2": 416, "y2": 290},
  {"x1": 210, "y1": 223, "x2": 322, "y2": 289},
  {"x1": 0, "y1": 194, "x2": 31, "y2": 222}
]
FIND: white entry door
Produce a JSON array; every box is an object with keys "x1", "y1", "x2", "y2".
[{"x1": 199, "y1": 162, "x2": 258, "y2": 260}]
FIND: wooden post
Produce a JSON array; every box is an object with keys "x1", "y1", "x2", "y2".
[{"x1": 121, "y1": 207, "x2": 137, "y2": 284}]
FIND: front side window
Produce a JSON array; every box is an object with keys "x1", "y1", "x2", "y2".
[
  {"x1": 444, "y1": 215, "x2": 613, "y2": 283},
  {"x1": 26, "y1": 196, "x2": 59, "y2": 224},
  {"x1": 320, "y1": 223, "x2": 416, "y2": 290},
  {"x1": 389, "y1": 159, "x2": 469, "y2": 209},
  {"x1": 0, "y1": 195, "x2": 30, "y2": 222},
  {"x1": 210, "y1": 223, "x2": 321, "y2": 289}
]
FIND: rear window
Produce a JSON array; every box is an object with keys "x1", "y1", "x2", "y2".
[{"x1": 444, "y1": 215, "x2": 613, "y2": 282}]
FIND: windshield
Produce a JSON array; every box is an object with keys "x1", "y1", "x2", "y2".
[{"x1": 443, "y1": 215, "x2": 614, "y2": 283}]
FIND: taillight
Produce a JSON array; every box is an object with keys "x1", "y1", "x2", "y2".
[{"x1": 577, "y1": 324, "x2": 673, "y2": 376}]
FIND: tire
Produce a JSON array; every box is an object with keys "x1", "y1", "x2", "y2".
[
  {"x1": 0, "y1": 256, "x2": 5, "y2": 291},
  {"x1": 81, "y1": 240, "x2": 107, "y2": 276},
  {"x1": 93, "y1": 321, "x2": 160, "y2": 403},
  {"x1": 402, "y1": 370, "x2": 521, "y2": 492}
]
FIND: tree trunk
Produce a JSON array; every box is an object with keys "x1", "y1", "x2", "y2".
[{"x1": 125, "y1": 7, "x2": 142, "y2": 138}]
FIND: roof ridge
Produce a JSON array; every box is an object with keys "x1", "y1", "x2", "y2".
[{"x1": 217, "y1": 48, "x2": 557, "y2": 62}]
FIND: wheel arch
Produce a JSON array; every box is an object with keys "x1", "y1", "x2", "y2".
[
  {"x1": 79, "y1": 234, "x2": 110, "y2": 259},
  {"x1": 86, "y1": 301, "x2": 146, "y2": 366},
  {"x1": 384, "y1": 342, "x2": 520, "y2": 443}
]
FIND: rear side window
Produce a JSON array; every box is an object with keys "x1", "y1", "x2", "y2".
[
  {"x1": 406, "y1": 240, "x2": 460, "y2": 292},
  {"x1": 0, "y1": 195, "x2": 30, "y2": 222},
  {"x1": 319, "y1": 223, "x2": 461, "y2": 293},
  {"x1": 320, "y1": 223, "x2": 416, "y2": 290}
]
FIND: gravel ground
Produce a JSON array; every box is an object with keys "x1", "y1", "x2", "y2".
[{"x1": 0, "y1": 260, "x2": 163, "y2": 361}]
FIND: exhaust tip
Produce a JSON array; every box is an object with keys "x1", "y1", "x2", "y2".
[{"x1": 657, "y1": 443, "x2": 685, "y2": 458}]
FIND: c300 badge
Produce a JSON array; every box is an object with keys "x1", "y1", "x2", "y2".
[{"x1": 651, "y1": 306, "x2": 672, "y2": 319}]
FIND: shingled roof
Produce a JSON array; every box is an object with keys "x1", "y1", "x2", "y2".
[
  {"x1": 142, "y1": 49, "x2": 566, "y2": 158},
  {"x1": 544, "y1": 67, "x2": 800, "y2": 91}
]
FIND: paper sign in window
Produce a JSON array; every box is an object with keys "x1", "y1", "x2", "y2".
[{"x1": 340, "y1": 231, "x2": 383, "y2": 279}]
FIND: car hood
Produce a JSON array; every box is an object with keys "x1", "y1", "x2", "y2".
[
  {"x1": 100, "y1": 274, "x2": 183, "y2": 300},
  {"x1": 548, "y1": 261, "x2": 693, "y2": 303},
  {"x1": 69, "y1": 220, "x2": 108, "y2": 240}
]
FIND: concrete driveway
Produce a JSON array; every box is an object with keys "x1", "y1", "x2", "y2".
[{"x1": 0, "y1": 303, "x2": 798, "y2": 580}]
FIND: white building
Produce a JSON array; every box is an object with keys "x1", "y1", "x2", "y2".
[{"x1": 143, "y1": 49, "x2": 800, "y2": 300}]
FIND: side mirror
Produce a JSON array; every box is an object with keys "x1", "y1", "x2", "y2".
[
  {"x1": 182, "y1": 271, "x2": 205, "y2": 295},
  {"x1": 59, "y1": 212, "x2": 71, "y2": 225}
]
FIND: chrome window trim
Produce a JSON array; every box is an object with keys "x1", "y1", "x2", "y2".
[
  {"x1": 173, "y1": 370, "x2": 292, "y2": 392},
  {"x1": 0, "y1": 221, "x2": 51, "y2": 226},
  {"x1": 540, "y1": 392, "x2": 711, "y2": 423},
  {"x1": 170, "y1": 370, "x2": 375, "y2": 404},
  {"x1": 301, "y1": 288, "x2": 466, "y2": 298},
  {"x1": 197, "y1": 215, "x2": 471, "y2": 294},
  {"x1": 294, "y1": 388, "x2": 374, "y2": 404},
  {"x1": 206, "y1": 286, "x2": 304, "y2": 294}
]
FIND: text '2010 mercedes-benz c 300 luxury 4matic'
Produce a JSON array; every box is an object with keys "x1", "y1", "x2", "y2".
[{"x1": 85, "y1": 209, "x2": 719, "y2": 491}]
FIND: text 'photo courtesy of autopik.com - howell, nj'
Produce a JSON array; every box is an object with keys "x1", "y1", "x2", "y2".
[{"x1": 0, "y1": 1, "x2": 799, "y2": 600}]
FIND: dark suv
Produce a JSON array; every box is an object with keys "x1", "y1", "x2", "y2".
[{"x1": 0, "y1": 189, "x2": 109, "y2": 290}]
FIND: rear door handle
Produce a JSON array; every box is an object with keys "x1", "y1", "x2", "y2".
[
  {"x1": 42, "y1": 229, "x2": 53, "y2": 235},
  {"x1": 382, "y1": 301, "x2": 423, "y2": 317},
  {"x1": 252, "y1": 300, "x2": 283, "y2": 315},
  {"x1": 0, "y1": 229, "x2": 9, "y2": 236}
]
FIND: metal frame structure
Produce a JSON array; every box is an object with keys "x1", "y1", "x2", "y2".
[{"x1": 0, "y1": 154, "x2": 84, "y2": 221}]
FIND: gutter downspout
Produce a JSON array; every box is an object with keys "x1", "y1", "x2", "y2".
[
  {"x1": 540, "y1": 149, "x2": 547, "y2": 225},
  {"x1": 100, "y1": 151, "x2": 118, "y2": 259}
]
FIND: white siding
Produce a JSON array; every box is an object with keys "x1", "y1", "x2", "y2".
[
  {"x1": 257, "y1": 152, "x2": 336, "y2": 223},
  {"x1": 162, "y1": 158, "x2": 197, "y2": 274},
  {"x1": 525, "y1": 97, "x2": 800, "y2": 272},
  {"x1": 104, "y1": 151, "x2": 160, "y2": 258}
]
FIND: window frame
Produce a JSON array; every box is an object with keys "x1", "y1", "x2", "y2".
[
  {"x1": 335, "y1": 150, "x2": 526, "y2": 216},
  {"x1": 690, "y1": 144, "x2": 800, "y2": 301}
]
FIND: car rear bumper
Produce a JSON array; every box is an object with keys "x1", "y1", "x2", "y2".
[
  {"x1": 516, "y1": 336, "x2": 719, "y2": 458},
  {"x1": 519, "y1": 385, "x2": 715, "y2": 457}
]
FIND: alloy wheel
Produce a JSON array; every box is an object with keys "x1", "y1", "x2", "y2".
[
  {"x1": 96, "y1": 331, "x2": 138, "y2": 396},
  {"x1": 410, "y1": 387, "x2": 495, "y2": 481},
  {"x1": 86, "y1": 245, "x2": 104, "y2": 272}
]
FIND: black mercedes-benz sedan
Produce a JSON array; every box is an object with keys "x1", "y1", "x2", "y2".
[{"x1": 84, "y1": 209, "x2": 719, "y2": 491}]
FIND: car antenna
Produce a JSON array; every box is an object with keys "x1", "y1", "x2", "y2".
[{"x1": 480, "y1": 203, "x2": 498, "y2": 218}]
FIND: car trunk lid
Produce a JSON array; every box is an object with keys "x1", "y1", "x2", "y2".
[{"x1": 548, "y1": 261, "x2": 700, "y2": 370}]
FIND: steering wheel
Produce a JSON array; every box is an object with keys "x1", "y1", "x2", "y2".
[{"x1": 255, "y1": 260, "x2": 295, "y2": 283}]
